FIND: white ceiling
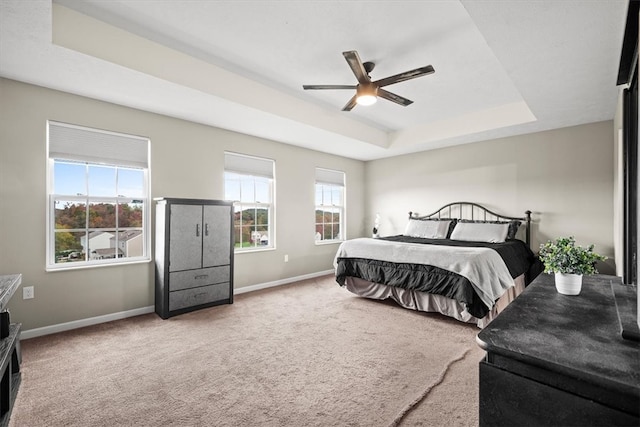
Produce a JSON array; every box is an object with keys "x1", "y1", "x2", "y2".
[{"x1": 0, "y1": 0, "x2": 629, "y2": 161}]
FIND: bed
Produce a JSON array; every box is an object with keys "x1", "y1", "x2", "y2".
[{"x1": 334, "y1": 202, "x2": 541, "y2": 328}]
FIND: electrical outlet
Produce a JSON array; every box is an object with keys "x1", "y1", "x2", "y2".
[
  {"x1": 284, "y1": 254, "x2": 289, "y2": 262},
  {"x1": 23, "y1": 286, "x2": 34, "y2": 300}
]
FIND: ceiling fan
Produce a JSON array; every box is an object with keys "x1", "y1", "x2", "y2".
[{"x1": 303, "y1": 50, "x2": 435, "y2": 111}]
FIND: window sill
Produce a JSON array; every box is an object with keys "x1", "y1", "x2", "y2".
[
  {"x1": 46, "y1": 257, "x2": 151, "y2": 272},
  {"x1": 315, "y1": 240, "x2": 344, "y2": 246},
  {"x1": 234, "y1": 247, "x2": 276, "y2": 255}
]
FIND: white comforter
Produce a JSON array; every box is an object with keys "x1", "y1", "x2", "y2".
[{"x1": 333, "y1": 237, "x2": 515, "y2": 309}]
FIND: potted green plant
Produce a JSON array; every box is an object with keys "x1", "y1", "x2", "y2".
[{"x1": 539, "y1": 236, "x2": 606, "y2": 295}]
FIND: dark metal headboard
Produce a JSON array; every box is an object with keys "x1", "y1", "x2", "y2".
[{"x1": 409, "y1": 201, "x2": 533, "y2": 248}]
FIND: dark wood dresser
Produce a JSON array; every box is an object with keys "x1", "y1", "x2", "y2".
[
  {"x1": 0, "y1": 275, "x2": 21, "y2": 427},
  {"x1": 476, "y1": 274, "x2": 640, "y2": 427}
]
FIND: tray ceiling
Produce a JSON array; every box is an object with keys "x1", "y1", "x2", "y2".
[{"x1": 0, "y1": 0, "x2": 628, "y2": 160}]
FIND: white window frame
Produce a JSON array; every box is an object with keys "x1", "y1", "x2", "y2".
[
  {"x1": 224, "y1": 152, "x2": 275, "y2": 252},
  {"x1": 315, "y1": 168, "x2": 345, "y2": 244},
  {"x1": 46, "y1": 121, "x2": 151, "y2": 271}
]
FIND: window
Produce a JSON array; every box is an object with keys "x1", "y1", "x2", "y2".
[
  {"x1": 224, "y1": 152, "x2": 274, "y2": 251},
  {"x1": 315, "y1": 168, "x2": 345, "y2": 243},
  {"x1": 47, "y1": 121, "x2": 150, "y2": 270}
]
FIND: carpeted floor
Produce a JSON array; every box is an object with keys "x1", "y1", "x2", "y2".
[{"x1": 10, "y1": 275, "x2": 484, "y2": 426}]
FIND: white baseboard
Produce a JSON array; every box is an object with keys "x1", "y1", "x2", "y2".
[
  {"x1": 21, "y1": 306, "x2": 155, "y2": 340},
  {"x1": 234, "y1": 269, "x2": 334, "y2": 295},
  {"x1": 21, "y1": 270, "x2": 335, "y2": 340}
]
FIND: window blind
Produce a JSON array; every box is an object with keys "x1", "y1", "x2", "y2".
[
  {"x1": 225, "y1": 152, "x2": 274, "y2": 179},
  {"x1": 315, "y1": 168, "x2": 344, "y2": 186},
  {"x1": 48, "y1": 121, "x2": 149, "y2": 169}
]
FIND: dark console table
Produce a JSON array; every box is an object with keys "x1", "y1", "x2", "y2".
[
  {"x1": 476, "y1": 274, "x2": 639, "y2": 426},
  {"x1": 0, "y1": 275, "x2": 21, "y2": 427}
]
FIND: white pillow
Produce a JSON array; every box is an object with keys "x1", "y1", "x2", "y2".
[
  {"x1": 403, "y1": 219, "x2": 453, "y2": 239},
  {"x1": 449, "y1": 222, "x2": 509, "y2": 243}
]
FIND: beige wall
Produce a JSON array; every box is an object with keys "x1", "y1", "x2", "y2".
[
  {"x1": 365, "y1": 121, "x2": 615, "y2": 273},
  {"x1": 0, "y1": 78, "x2": 365, "y2": 330},
  {"x1": 0, "y1": 76, "x2": 618, "y2": 332}
]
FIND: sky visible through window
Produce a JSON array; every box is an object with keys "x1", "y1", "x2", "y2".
[
  {"x1": 224, "y1": 172, "x2": 270, "y2": 202},
  {"x1": 54, "y1": 161, "x2": 144, "y2": 197}
]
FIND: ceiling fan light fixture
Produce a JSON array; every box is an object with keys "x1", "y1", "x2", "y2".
[
  {"x1": 302, "y1": 51, "x2": 434, "y2": 111},
  {"x1": 356, "y1": 84, "x2": 378, "y2": 106},
  {"x1": 356, "y1": 94, "x2": 377, "y2": 106}
]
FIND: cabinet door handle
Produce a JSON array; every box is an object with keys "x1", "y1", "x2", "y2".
[
  {"x1": 196, "y1": 224, "x2": 200, "y2": 237},
  {"x1": 205, "y1": 223, "x2": 209, "y2": 236}
]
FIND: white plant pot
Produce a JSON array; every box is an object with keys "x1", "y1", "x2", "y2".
[{"x1": 554, "y1": 273, "x2": 583, "y2": 295}]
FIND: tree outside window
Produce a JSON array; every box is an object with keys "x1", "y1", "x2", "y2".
[
  {"x1": 315, "y1": 168, "x2": 345, "y2": 243},
  {"x1": 224, "y1": 169, "x2": 274, "y2": 251},
  {"x1": 52, "y1": 161, "x2": 146, "y2": 264},
  {"x1": 47, "y1": 121, "x2": 150, "y2": 270}
]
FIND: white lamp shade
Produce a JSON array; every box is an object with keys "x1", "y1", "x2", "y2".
[
  {"x1": 356, "y1": 95, "x2": 377, "y2": 105},
  {"x1": 356, "y1": 83, "x2": 378, "y2": 106}
]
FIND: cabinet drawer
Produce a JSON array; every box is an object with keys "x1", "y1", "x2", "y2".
[
  {"x1": 169, "y1": 282, "x2": 230, "y2": 311},
  {"x1": 169, "y1": 266, "x2": 229, "y2": 291}
]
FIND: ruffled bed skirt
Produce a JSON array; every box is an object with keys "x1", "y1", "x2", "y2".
[{"x1": 343, "y1": 274, "x2": 526, "y2": 328}]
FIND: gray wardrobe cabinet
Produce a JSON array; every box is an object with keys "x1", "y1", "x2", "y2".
[{"x1": 155, "y1": 198, "x2": 234, "y2": 319}]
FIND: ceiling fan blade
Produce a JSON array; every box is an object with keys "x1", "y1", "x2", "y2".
[
  {"x1": 343, "y1": 51, "x2": 371, "y2": 84},
  {"x1": 342, "y1": 94, "x2": 358, "y2": 111},
  {"x1": 303, "y1": 85, "x2": 357, "y2": 90},
  {"x1": 374, "y1": 65, "x2": 435, "y2": 88},
  {"x1": 378, "y1": 89, "x2": 413, "y2": 106}
]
